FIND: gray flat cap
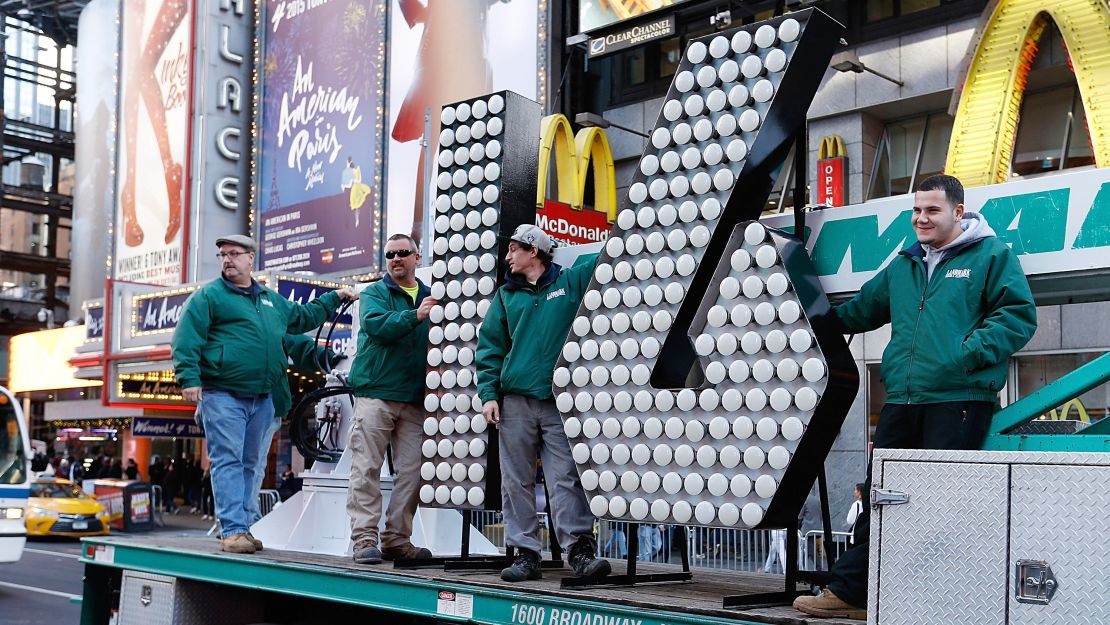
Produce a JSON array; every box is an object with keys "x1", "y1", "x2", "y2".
[{"x1": 215, "y1": 234, "x2": 257, "y2": 252}]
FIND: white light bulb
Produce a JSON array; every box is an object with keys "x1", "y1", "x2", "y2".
[
  {"x1": 420, "y1": 485, "x2": 435, "y2": 504},
  {"x1": 767, "y1": 273, "x2": 790, "y2": 296},
  {"x1": 790, "y1": 329, "x2": 814, "y2": 353},
  {"x1": 720, "y1": 445, "x2": 742, "y2": 469},
  {"x1": 741, "y1": 503, "x2": 765, "y2": 527},
  {"x1": 752, "y1": 359, "x2": 775, "y2": 383},
  {"x1": 716, "y1": 388, "x2": 741, "y2": 413},
  {"x1": 651, "y1": 499, "x2": 671, "y2": 522},
  {"x1": 746, "y1": 388, "x2": 768, "y2": 411},
  {"x1": 752, "y1": 79, "x2": 774, "y2": 103},
  {"x1": 765, "y1": 48, "x2": 787, "y2": 73},
  {"x1": 744, "y1": 445, "x2": 766, "y2": 469},
  {"x1": 776, "y1": 357, "x2": 800, "y2": 381},
  {"x1": 706, "y1": 362, "x2": 727, "y2": 386},
  {"x1": 802, "y1": 358, "x2": 826, "y2": 382},
  {"x1": 731, "y1": 475, "x2": 753, "y2": 497},
  {"x1": 653, "y1": 444, "x2": 673, "y2": 466},
  {"x1": 672, "y1": 501, "x2": 693, "y2": 524},
  {"x1": 795, "y1": 387, "x2": 819, "y2": 411},
  {"x1": 684, "y1": 473, "x2": 704, "y2": 495},
  {"x1": 590, "y1": 496, "x2": 609, "y2": 517},
  {"x1": 733, "y1": 416, "x2": 754, "y2": 439},
  {"x1": 729, "y1": 360, "x2": 751, "y2": 384},
  {"x1": 782, "y1": 416, "x2": 805, "y2": 441},
  {"x1": 435, "y1": 485, "x2": 451, "y2": 505},
  {"x1": 686, "y1": 40, "x2": 707, "y2": 63},
  {"x1": 778, "y1": 18, "x2": 801, "y2": 42},
  {"x1": 755, "y1": 475, "x2": 778, "y2": 498},
  {"x1": 766, "y1": 329, "x2": 788, "y2": 353},
  {"x1": 768, "y1": 446, "x2": 791, "y2": 470},
  {"x1": 742, "y1": 276, "x2": 765, "y2": 299},
  {"x1": 756, "y1": 416, "x2": 779, "y2": 440},
  {"x1": 708, "y1": 473, "x2": 729, "y2": 497}
]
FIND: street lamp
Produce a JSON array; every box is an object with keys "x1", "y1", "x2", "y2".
[
  {"x1": 574, "y1": 112, "x2": 650, "y2": 138},
  {"x1": 830, "y1": 50, "x2": 904, "y2": 87}
]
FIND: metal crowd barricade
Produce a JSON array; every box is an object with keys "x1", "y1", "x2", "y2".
[
  {"x1": 258, "y1": 489, "x2": 281, "y2": 517},
  {"x1": 801, "y1": 529, "x2": 853, "y2": 571},
  {"x1": 151, "y1": 485, "x2": 165, "y2": 527},
  {"x1": 206, "y1": 489, "x2": 285, "y2": 537}
]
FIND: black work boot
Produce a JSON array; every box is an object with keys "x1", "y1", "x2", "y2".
[
  {"x1": 500, "y1": 549, "x2": 542, "y2": 582},
  {"x1": 568, "y1": 538, "x2": 611, "y2": 579}
]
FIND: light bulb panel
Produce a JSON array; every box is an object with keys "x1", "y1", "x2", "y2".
[
  {"x1": 553, "y1": 10, "x2": 856, "y2": 529},
  {"x1": 421, "y1": 91, "x2": 541, "y2": 510}
]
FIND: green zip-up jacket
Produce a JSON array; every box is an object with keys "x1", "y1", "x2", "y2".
[
  {"x1": 833, "y1": 228, "x2": 1036, "y2": 404},
  {"x1": 348, "y1": 274, "x2": 431, "y2": 403},
  {"x1": 172, "y1": 278, "x2": 341, "y2": 395},
  {"x1": 476, "y1": 256, "x2": 597, "y2": 403},
  {"x1": 272, "y1": 333, "x2": 335, "y2": 418}
]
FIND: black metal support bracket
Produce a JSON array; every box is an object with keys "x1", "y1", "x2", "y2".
[{"x1": 722, "y1": 467, "x2": 837, "y2": 609}]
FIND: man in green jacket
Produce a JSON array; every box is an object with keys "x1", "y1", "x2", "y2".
[
  {"x1": 346, "y1": 234, "x2": 438, "y2": 564},
  {"x1": 794, "y1": 175, "x2": 1037, "y2": 619},
  {"x1": 476, "y1": 224, "x2": 610, "y2": 583},
  {"x1": 172, "y1": 234, "x2": 354, "y2": 554}
]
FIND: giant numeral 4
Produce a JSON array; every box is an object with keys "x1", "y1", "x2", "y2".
[{"x1": 554, "y1": 9, "x2": 858, "y2": 529}]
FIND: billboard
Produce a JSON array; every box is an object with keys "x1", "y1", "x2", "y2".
[
  {"x1": 114, "y1": 0, "x2": 194, "y2": 285},
  {"x1": 578, "y1": 0, "x2": 692, "y2": 33},
  {"x1": 72, "y1": 0, "x2": 118, "y2": 308},
  {"x1": 384, "y1": 0, "x2": 539, "y2": 249},
  {"x1": 257, "y1": 0, "x2": 387, "y2": 274}
]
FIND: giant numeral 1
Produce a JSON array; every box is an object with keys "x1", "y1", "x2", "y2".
[
  {"x1": 419, "y1": 91, "x2": 541, "y2": 510},
  {"x1": 554, "y1": 9, "x2": 858, "y2": 529}
]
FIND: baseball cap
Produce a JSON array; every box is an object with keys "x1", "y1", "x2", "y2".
[
  {"x1": 215, "y1": 234, "x2": 257, "y2": 253},
  {"x1": 508, "y1": 224, "x2": 554, "y2": 254}
]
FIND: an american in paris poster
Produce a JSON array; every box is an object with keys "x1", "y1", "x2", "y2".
[{"x1": 258, "y1": 0, "x2": 385, "y2": 274}]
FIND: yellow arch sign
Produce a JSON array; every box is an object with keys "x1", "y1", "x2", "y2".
[
  {"x1": 946, "y1": 0, "x2": 1110, "y2": 187},
  {"x1": 537, "y1": 114, "x2": 617, "y2": 222},
  {"x1": 818, "y1": 135, "x2": 847, "y2": 160}
]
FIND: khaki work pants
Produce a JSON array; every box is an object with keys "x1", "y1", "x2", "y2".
[{"x1": 346, "y1": 397, "x2": 425, "y2": 549}]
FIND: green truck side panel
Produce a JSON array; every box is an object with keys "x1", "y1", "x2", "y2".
[{"x1": 80, "y1": 539, "x2": 767, "y2": 625}]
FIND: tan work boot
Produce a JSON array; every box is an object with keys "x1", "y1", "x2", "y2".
[
  {"x1": 245, "y1": 533, "x2": 264, "y2": 551},
  {"x1": 793, "y1": 589, "x2": 866, "y2": 620},
  {"x1": 219, "y1": 533, "x2": 257, "y2": 554}
]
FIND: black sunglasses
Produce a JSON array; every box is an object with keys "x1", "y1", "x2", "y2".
[{"x1": 385, "y1": 249, "x2": 416, "y2": 259}]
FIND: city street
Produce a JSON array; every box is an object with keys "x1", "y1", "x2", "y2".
[
  {"x1": 1, "y1": 540, "x2": 83, "y2": 625},
  {"x1": 0, "y1": 514, "x2": 212, "y2": 624}
]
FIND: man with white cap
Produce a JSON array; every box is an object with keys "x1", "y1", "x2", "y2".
[
  {"x1": 475, "y1": 224, "x2": 609, "y2": 582},
  {"x1": 172, "y1": 234, "x2": 355, "y2": 554}
]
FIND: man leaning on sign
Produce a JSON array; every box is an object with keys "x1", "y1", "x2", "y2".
[
  {"x1": 171, "y1": 234, "x2": 355, "y2": 554},
  {"x1": 793, "y1": 175, "x2": 1037, "y2": 619}
]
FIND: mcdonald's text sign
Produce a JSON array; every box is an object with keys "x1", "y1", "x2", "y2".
[{"x1": 537, "y1": 199, "x2": 611, "y2": 246}]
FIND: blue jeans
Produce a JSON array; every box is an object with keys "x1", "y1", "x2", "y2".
[
  {"x1": 637, "y1": 525, "x2": 663, "y2": 561},
  {"x1": 199, "y1": 390, "x2": 275, "y2": 537}
]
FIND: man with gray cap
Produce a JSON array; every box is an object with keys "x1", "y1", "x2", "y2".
[
  {"x1": 475, "y1": 224, "x2": 609, "y2": 582},
  {"x1": 172, "y1": 234, "x2": 355, "y2": 554}
]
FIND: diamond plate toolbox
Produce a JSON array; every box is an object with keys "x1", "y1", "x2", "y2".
[{"x1": 868, "y1": 449, "x2": 1110, "y2": 625}]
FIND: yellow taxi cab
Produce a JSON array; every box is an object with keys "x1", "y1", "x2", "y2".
[{"x1": 25, "y1": 478, "x2": 110, "y2": 537}]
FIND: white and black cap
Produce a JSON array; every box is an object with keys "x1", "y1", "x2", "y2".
[{"x1": 508, "y1": 224, "x2": 553, "y2": 254}]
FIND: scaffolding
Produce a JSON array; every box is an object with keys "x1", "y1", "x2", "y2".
[{"x1": 0, "y1": 5, "x2": 78, "y2": 335}]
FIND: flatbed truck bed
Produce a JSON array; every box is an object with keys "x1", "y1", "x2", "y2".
[{"x1": 78, "y1": 535, "x2": 862, "y2": 625}]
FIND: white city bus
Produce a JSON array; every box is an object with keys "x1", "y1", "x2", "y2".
[{"x1": 0, "y1": 385, "x2": 31, "y2": 563}]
